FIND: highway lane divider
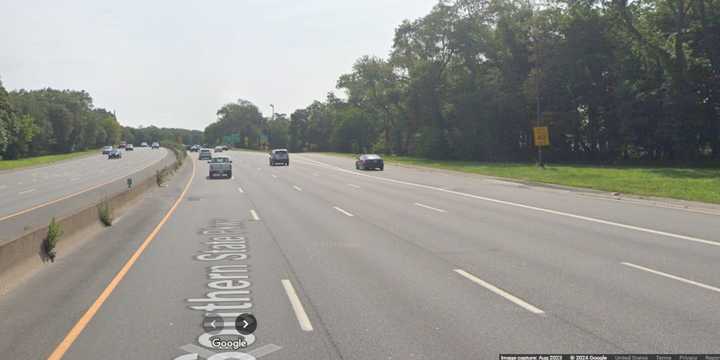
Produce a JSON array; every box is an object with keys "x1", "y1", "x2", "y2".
[
  {"x1": 621, "y1": 262, "x2": 720, "y2": 294},
  {"x1": 0, "y1": 148, "x2": 183, "y2": 296},
  {"x1": 453, "y1": 269, "x2": 546, "y2": 315}
]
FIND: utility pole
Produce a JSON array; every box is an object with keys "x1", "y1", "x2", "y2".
[{"x1": 532, "y1": 1, "x2": 545, "y2": 168}]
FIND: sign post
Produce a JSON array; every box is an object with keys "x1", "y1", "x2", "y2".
[{"x1": 533, "y1": 126, "x2": 549, "y2": 167}]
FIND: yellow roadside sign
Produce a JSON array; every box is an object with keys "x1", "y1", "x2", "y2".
[{"x1": 533, "y1": 126, "x2": 550, "y2": 147}]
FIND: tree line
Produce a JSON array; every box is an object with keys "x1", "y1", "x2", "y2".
[
  {"x1": 206, "y1": 0, "x2": 720, "y2": 162},
  {"x1": 0, "y1": 79, "x2": 204, "y2": 160}
]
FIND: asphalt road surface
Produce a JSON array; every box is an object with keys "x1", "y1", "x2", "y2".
[
  {"x1": 0, "y1": 147, "x2": 167, "y2": 239},
  {"x1": 1, "y1": 150, "x2": 719, "y2": 359}
]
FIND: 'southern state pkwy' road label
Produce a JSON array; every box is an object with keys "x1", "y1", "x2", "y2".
[{"x1": 173, "y1": 219, "x2": 280, "y2": 360}]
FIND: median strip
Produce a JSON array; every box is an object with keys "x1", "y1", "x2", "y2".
[
  {"x1": 621, "y1": 262, "x2": 720, "y2": 294},
  {"x1": 281, "y1": 279, "x2": 314, "y2": 331},
  {"x1": 453, "y1": 269, "x2": 545, "y2": 315}
]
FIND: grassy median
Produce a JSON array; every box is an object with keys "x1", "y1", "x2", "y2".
[
  {"x1": 321, "y1": 153, "x2": 720, "y2": 204},
  {"x1": 0, "y1": 149, "x2": 98, "y2": 171}
]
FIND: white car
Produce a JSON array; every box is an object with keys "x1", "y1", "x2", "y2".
[
  {"x1": 208, "y1": 156, "x2": 232, "y2": 178},
  {"x1": 102, "y1": 146, "x2": 113, "y2": 155}
]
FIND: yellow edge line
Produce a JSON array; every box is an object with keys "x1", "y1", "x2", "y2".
[
  {"x1": 0, "y1": 151, "x2": 167, "y2": 223},
  {"x1": 46, "y1": 157, "x2": 196, "y2": 360}
]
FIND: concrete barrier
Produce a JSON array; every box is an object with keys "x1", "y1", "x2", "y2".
[{"x1": 0, "y1": 149, "x2": 184, "y2": 294}]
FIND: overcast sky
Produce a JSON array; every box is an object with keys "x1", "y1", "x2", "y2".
[{"x1": 0, "y1": 0, "x2": 438, "y2": 130}]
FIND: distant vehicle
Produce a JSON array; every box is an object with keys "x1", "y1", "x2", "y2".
[
  {"x1": 199, "y1": 148, "x2": 212, "y2": 160},
  {"x1": 108, "y1": 149, "x2": 122, "y2": 159},
  {"x1": 126, "y1": 144, "x2": 134, "y2": 151},
  {"x1": 151, "y1": 142, "x2": 160, "y2": 149},
  {"x1": 119, "y1": 141, "x2": 127, "y2": 149},
  {"x1": 189, "y1": 145, "x2": 200, "y2": 152},
  {"x1": 140, "y1": 142, "x2": 149, "y2": 147},
  {"x1": 102, "y1": 146, "x2": 113, "y2": 155},
  {"x1": 222, "y1": 145, "x2": 229, "y2": 151},
  {"x1": 269, "y1": 149, "x2": 289, "y2": 166},
  {"x1": 214, "y1": 146, "x2": 224, "y2": 153},
  {"x1": 356, "y1": 154, "x2": 384, "y2": 171},
  {"x1": 208, "y1": 156, "x2": 232, "y2": 179}
]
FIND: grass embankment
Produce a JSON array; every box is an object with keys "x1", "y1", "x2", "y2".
[
  {"x1": 321, "y1": 152, "x2": 720, "y2": 204},
  {"x1": 0, "y1": 149, "x2": 98, "y2": 171}
]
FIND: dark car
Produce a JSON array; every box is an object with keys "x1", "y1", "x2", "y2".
[
  {"x1": 269, "y1": 149, "x2": 289, "y2": 166},
  {"x1": 356, "y1": 154, "x2": 384, "y2": 171},
  {"x1": 108, "y1": 149, "x2": 122, "y2": 159}
]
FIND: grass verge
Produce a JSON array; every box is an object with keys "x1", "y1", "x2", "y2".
[
  {"x1": 319, "y1": 152, "x2": 720, "y2": 204},
  {"x1": 0, "y1": 149, "x2": 98, "y2": 171}
]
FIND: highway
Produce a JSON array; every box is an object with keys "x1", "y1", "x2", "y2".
[
  {"x1": 0, "y1": 147, "x2": 168, "y2": 241},
  {"x1": 1, "y1": 150, "x2": 719, "y2": 359}
]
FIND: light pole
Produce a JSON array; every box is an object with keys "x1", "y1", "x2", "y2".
[{"x1": 268, "y1": 104, "x2": 275, "y2": 149}]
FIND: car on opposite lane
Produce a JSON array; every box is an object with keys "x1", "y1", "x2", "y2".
[
  {"x1": 199, "y1": 148, "x2": 212, "y2": 161},
  {"x1": 356, "y1": 154, "x2": 384, "y2": 171},
  {"x1": 151, "y1": 142, "x2": 160, "y2": 149},
  {"x1": 269, "y1": 149, "x2": 289, "y2": 166},
  {"x1": 102, "y1": 146, "x2": 113, "y2": 155},
  {"x1": 208, "y1": 156, "x2": 232, "y2": 179},
  {"x1": 108, "y1": 149, "x2": 122, "y2": 159},
  {"x1": 140, "y1": 142, "x2": 149, "y2": 147},
  {"x1": 126, "y1": 144, "x2": 134, "y2": 151}
]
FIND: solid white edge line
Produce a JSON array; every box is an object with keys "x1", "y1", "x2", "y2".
[
  {"x1": 294, "y1": 156, "x2": 720, "y2": 248},
  {"x1": 250, "y1": 209, "x2": 260, "y2": 221},
  {"x1": 414, "y1": 202, "x2": 447, "y2": 213},
  {"x1": 621, "y1": 262, "x2": 720, "y2": 293},
  {"x1": 333, "y1": 206, "x2": 354, "y2": 217},
  {"x1": 281, "y1": 279, "x2": 314, "y2": 331},
  {"x1": 454, "y1": 269, "x2": 545, "y2": 315},
  {"x1": 293, "y1": 185, "x2": 302, "y2": 192},
  {"x1": 237, "y1": 186, "x2": 244, "y2": 193}
]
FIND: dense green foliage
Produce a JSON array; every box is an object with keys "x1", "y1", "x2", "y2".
[
  {"x1": 207, "y1": 0, "x2": 720, "y2": 162},
  {"x1": 0, "y1": 80, "x2": 204, "y2": 160}
]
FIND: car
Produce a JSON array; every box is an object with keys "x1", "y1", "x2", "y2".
[
  {"x1": 102, "y1": 146, "x2": 113, "y2": 155},
  {"x1": 125, "y1": 144, "x2": 134, "y2": 151},
  {"x1": 189, "y1": 145, "x2": 200, "y2": 152},
  {"x1": 198, "y1": 148, "x2": 212, "y2": 160},
  {"x1": 118, "y1": 141, "x2": 127, "y2": 149},
  {"x1": 269, "y1": 149, "x2": 289, "y2": 166},
  {"x1": 356, "y1": 154, "x2": 384, "y2": 170},
  {"x1": 214, "y1": 146, "x2": 224, "y2": 153},
  {"x1": 222, "y1": 145, "x2": 229, "y2": 151},
  {"x1": 208, "y1": 156, "x2": 232, "y2": 179},
  {"x1": 140, "y1": 142, "x2": 149, "y2": 147},
  {"x1": 151, "y1": 142, "x2": 160, "y2": 149},
  {"x1": 108, "y1": 149, "x2": 122, "y2": 159}
]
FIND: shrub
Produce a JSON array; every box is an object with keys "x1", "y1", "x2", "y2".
[
  {"x1": 44, "y1": 217, "x2": 63, "y2": 262},
  {"x1": 98, "y1": 199, "x2": 113, "y2": 226}
]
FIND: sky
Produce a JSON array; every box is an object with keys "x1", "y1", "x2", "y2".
[{"x1": 0, "y1": 0, "x2": 438, "y2": 130}]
